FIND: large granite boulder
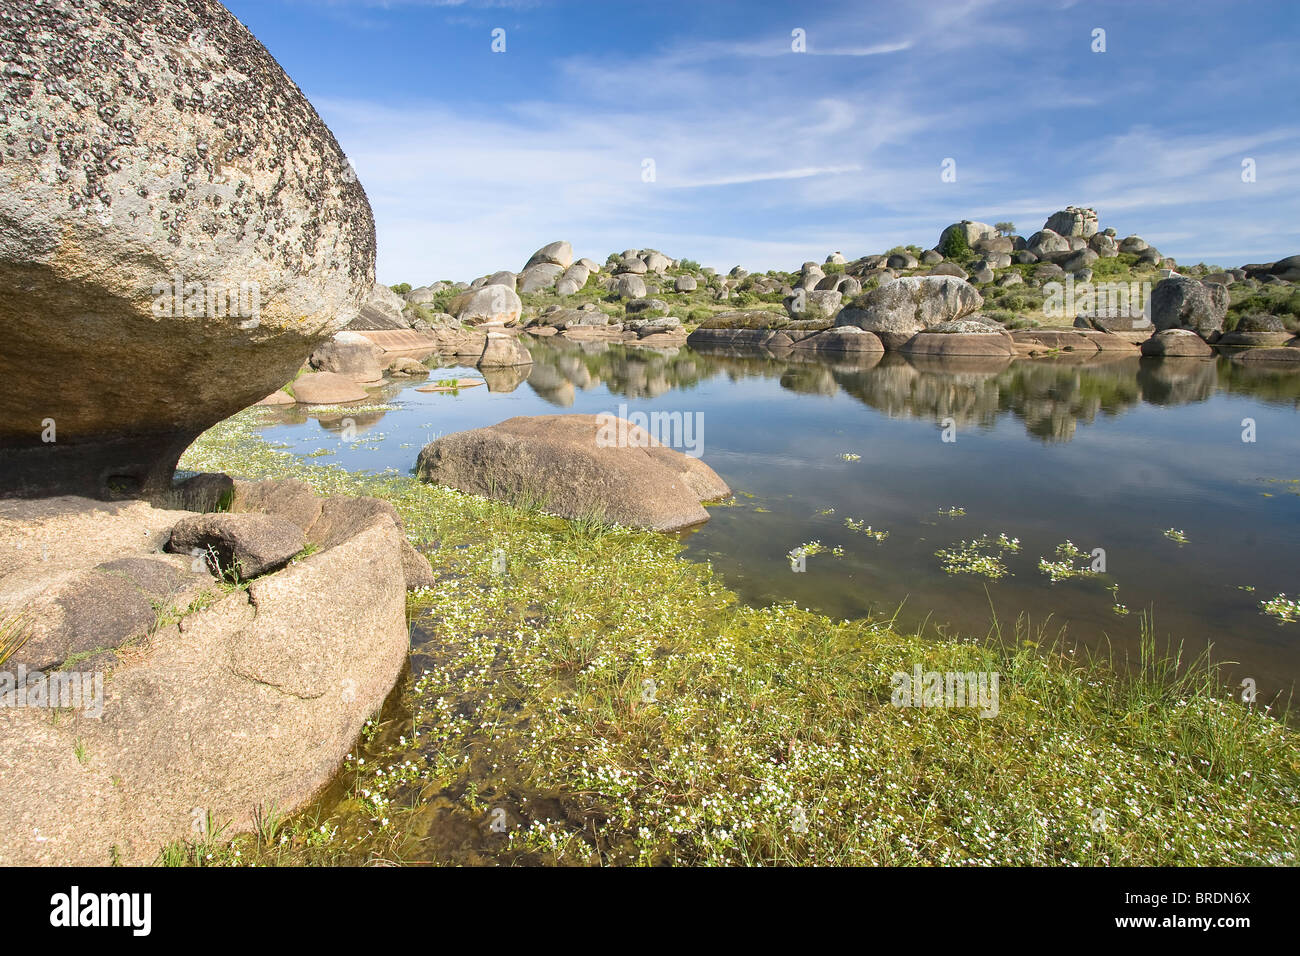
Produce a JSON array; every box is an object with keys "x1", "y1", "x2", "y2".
[
  {"x1": 784, "y1": 289, "x2": 843, "y2": 320},
  {"x1": 449, "y1": 284, "x2": 523, "y2": 325},
  {"x1": 415, "y1": 415, "x2": 730, "y2": 532},
  {"x1": 938, "y1": 221, "x2": 996, "y2": 250},
  {"x1": 523, "y1": 240, "x2": 574, "y2": 271},
  {"x1": 309, "y1": 331, "x2": 384, "y2": 384},
  {"x1": 615, "y1": 274, "x2": 648, "y2": 299},
  {"x1": 0, "y1": 479, "x2": 424, "y2": 864},
  {"x1": 900, "y1": 331, "x2": 1014, "y2": 358},
  {"x1": 1140, "y1": 328, "x2": 1214, "y2": 357},
  {"x1": 517, "y1": 263, "x2": 565, "y2": 294},
  {"x1": 346, "y1": 282, "x2": 411, "y2": 332},
  {"x1": 0, "y1": 0, "x2": 374, "y2": 499},
  {"x1": 1027, "y1": 229, "x2": 1070, "y2": 259},
  {"x1": 791, "y1": 327, "x2": 885, "y2": 353},
  {"x1": 1269, "y1": 254, "x2": 1300, "y2": 281},
  {"x1": 1043, "y1": 206, "x2": 1099, "y2": 238},
  {"x1": 835, "y1": 276, "x2": 983, "y2": 348},
  {"x1": 477, "y1": 332, "x2": 534, "y2": 368},
  {"x1": 1149, "y1": 276, "x2": 1229, "y2": 338},
  {"x1": 1088, "y1": 233, "x2": 1119, "y2": 258}
]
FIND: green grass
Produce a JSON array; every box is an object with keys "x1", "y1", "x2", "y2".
[{"x1": 162, "y1": 407, "x2": 1300, "y2": 867}]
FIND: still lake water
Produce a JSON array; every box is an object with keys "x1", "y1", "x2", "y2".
[{"x1": 258, "y1": 336, "x2": 1300, "y2": 701}]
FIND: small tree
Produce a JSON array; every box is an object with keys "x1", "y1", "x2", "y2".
[
  {"x1": 994, "y1": 222, "x2": 1016, "y2": 237},
  {"x1": 939, "y1": 229, "x2": 973, "y2": 262}
]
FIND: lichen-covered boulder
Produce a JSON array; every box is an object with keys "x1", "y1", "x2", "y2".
[
  {"x1": 834, "y1": 276, "x2": 983, "y2": 348},
  {"x1": 1150, "y1": 276, "x2": 1229, "y2": 338},
  {"x1": 0, "y1": 0, "x2": 375, "y2": 499}
]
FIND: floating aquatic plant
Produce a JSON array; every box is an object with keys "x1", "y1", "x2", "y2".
[
  {"x1": 844, "y1": 518, "x2": 888, "y2": 541},
  {"x1": 790, "y1": 540, "x2": 843, "y2": 560},
  {"x1": 936, "y1": 533, "x2": 1019, "y2": 579},
  {"x1": 1260, "y1": 594, "x2": 1299, "y2": 624},
  {"x1": 1038, "y1": 541, "x2": 1099, "y2": 584}
]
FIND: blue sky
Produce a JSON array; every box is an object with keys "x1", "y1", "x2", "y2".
[{"x1": 224, "y1": 0, "x2": 1300, "y2": 284}]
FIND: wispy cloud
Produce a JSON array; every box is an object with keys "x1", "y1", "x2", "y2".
[{"x1": 282, "y1": 0, "x2": 1300, "y2": 281}]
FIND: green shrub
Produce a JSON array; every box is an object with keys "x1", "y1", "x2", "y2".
[
  {"x1": 1227, "y1": 289, "x2": 1300, "y2": 330},
  {"x1": 938, "y1": 230, "x2": 973, "y2": 263},
  {"x1": 1089, "y1": 257, "x2": 1131, "y2": 279},
  {"x1": 389, "y1": 282, "x2": 412, "y2": 295}
]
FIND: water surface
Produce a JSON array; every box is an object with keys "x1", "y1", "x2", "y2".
[{"x1": 257, "y1": 338, "x2": 1300, "y2": 701}]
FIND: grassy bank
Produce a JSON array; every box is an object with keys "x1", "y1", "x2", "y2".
[{"x1": 163, "y1": 409, "x2": 1300, "y2": 866}]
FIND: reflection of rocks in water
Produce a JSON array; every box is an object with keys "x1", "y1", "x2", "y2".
[
  {"x1": 683, "y1": 342, "x2": 793, "y2": 362},
  {"x1": 481, "y1": 364, "x2": 531, "y2": 393},
  {"x1": 527, "y1": 362, "x2": 576, "y2": 407},
  {"x1": 315, "y1": 409, "x2": 389, "y2": 435},
  {"x1": 556, "y1": 354, "x2": 593, "y2": 389},
  {"x1": 515, "y1": 338, "x2": 1244, "y2": 442},
  {"x1": 259, "y1": 404, "x2": 311, "y2": 427},
  {"x1": 1219, "y1": 357, "x2": 1300, "y2": 410},
  {"x1": 902, "y1": 354, "x2": 1012, "y2": 377},
  {"x1": 524, "y1": 336, "x2": 710, "y2": 400},
  {"x1": 779, "y1": 365, "x2": 838, "y2": 396},
  {"x1": 785, "y1": 347, "x2": 883, "y2": 373},
  {"x1": 835, "y1": 351, "x2": 1152, "y2": 442},
  {"x1": 997, "y1": 356, "x2": 1140, "y2": 442},
  {"x1": 369, "y1": 380, "x2": 412, "y2": 405},
  {"x1": 1137, "y1": 357, "x2": 1219, "y2": 406},
  {"x1": 836, "y1": 353, "x2": 1004, "y2": 428}
]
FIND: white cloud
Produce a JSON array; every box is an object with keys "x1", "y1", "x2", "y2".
[{"x1": 310, "y1": 1, "x2": 1299, "y2": 281}]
